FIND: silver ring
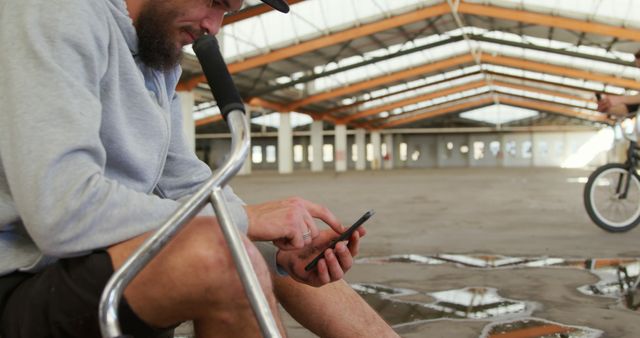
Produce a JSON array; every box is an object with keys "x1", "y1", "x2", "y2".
[{"x1": 302, "y1": 231, "x2": 311, "y2": 240}]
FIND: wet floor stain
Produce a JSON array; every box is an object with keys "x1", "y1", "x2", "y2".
[
  {"x1": 351, "y1": 282, "x2": 605, "y2": 338},
  {"x1": 577, "y1": 260, "x2": 640, "y2": 311},
  {"x1": 352, "y1": 283, "x2": 533, "y2": 325},
  {"x1": 355, "y1": 253, "x2": 639, "y2": 337},
  {"x1": 480, "y1": 318, "x2": 602, "y2": 338},
  {"x1": 357, "y1": 254, "x2": 640, "y2": 311}
]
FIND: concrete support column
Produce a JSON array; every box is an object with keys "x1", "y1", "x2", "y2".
[
  {"x1": 383, "y1": 133, "x2": 394, "y2": 170},
  {"x1": 310, "y1": 120, "x2": 324, "y2": 172},
  {"x1": 239, "y1": 104, "x2": 252, "y2": 176},
  {"x1": 371, "y1": 131, "x2": 382, "y2": 170},
  {"x1": 355, "y1": 128, "x2": 366, "y2": 171},
  {"x1": 278, "y1": 112, "x2": 293, "y2": 174},
  {"x1": 177, "y1": 91, "x2": 195, "y2": 151},
  {"x1": 334, "y1": 124, "x2": 347, "y2": 172}
]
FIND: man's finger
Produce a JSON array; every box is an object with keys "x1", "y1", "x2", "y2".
[
  {"x1": 324, "y1": 249, "x2": 344, "y2": 281},
  {"x1": 303, "y1": 211, "x2": 318, "y2": 244},
  {"x1": 316, "y1": 258, "x2": 330, "y2": 285},
  {"x1": 335, "y1": 242, "x2": 353, "y2": 271},
  {"x1": 347, "y1": 231, "x2": 360, "y2": 257},
  {"x1": 301, "y1": 199, "x2": 344, "y2": 233}
]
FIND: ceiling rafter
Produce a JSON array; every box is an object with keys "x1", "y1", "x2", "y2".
[
  {"x1": 491, "y1": 80, "x2": 593, "y2": 103},
  {"x1": 246, "y1": 35, "x2": 464, "y2": 98},
  {"x1": 324, "y1": 69, "x2": 482, "y2": 116},
  {"x1": 193, "y1": 1, "x2": 640, "y2": 129},
  {"x1": 189, "y1": 2, "x2": 450, "y2": 86},
  {"x1": 286, "y1": 53, "x2": 636, "y2": 112},
  {"x1": 380, "y1": 96, "x2": 494, "y2": 129},
  {"x1": 457, "y1": 2, "x2": 640, "y2": 42},
  {"x1": 286, "y1": 54, "x2": 476, "y2": 110},
  {"x1": 225, "y1": 2, "x2": 450, "y2": 73},
  {"x1": 377, "y1": 79, "x2": 600, "y2": 129},
  {"x1": 499, "y1": 96, "x2": 605, "y2": 122},
  {"x1": 485, "y1": 71, "x2": 603, "y2": 96},
  {"x1": 340, "y1": 81, "x2": 486, "y2": 124},
  {"x1": 378, "y1": 92, "x2": 605, "y2": 130},
  {"x1": 480, "y1": 54, "x2": 640, "y2": 90}
]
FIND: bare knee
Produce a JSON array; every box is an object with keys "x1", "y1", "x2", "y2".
[
  {"x1": 176, "y1": 219, "x2": 273, "y2": 308},
  {"x1": 115, "y1": 217, "x2": 274, "y2": 325}
]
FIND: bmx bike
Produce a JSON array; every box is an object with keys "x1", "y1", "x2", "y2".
[{"x1": 583, "y1": 120, "x2": 640, "y2": 233}]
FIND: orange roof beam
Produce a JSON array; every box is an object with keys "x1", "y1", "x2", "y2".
[
  {"x1": 288, "y1": 53, "x2": 632, "y2": 113},
  {"x1": 481, "y1": 54, "x2": 640, "y2": 90},
  {"x1": 195, "y1": 114, "x2": 223, "y2": 127},
  {"x1": 339, "y1": 80, "x2": 487, "y2": 124},
  {"x1": 492, "y1": 80, "x2": 594, "y2": 103},
  {"x1": 287, "y1": 54, "x2": 476, "y2": 111},
  {"x1": 378, "y1": 93, "x2": 605, "y2": 129},
  {"x1": 499, "y1": 96, "x2": 606, "y2": 122},
  {"x1": 325, "y1": 70, "x2": 485, "y2": 116},
  {"x1": 380, "y1": 97, "x2": 494, "y2": 128},
  {"x1": 364, "y1": 80, "x2": 588, "y2": 127},
  {"x1": 186, "y1": 2, "x2": 450, "y2": 89},
  {"x1": 227, "y1": 2, "x2": 450, "y2": 74},
  {"x1": 458, "y1": 2, "x2": 640, "y2": 42}
]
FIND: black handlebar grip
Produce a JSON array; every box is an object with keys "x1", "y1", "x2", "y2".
[{"x1": 192, "y1": 35, "x2": 245, "y2": 120}]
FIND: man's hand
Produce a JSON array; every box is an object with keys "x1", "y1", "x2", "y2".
[
  {"x1": 244, "y1": 197, "x2": 344, "y2": 250},
  {"x1": 275, "y1": 228, "x2": 366, "y2": 287},
  {"x1": 597, "y1": 96, "x2": 613, "y2": 113},
  {"x1": 597, "y1": 95, "x2": 629, "y2": 118}
]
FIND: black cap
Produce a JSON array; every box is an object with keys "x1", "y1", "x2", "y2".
[{"x1": 260, "y1": 0, "x2": 289, "y2": 13}]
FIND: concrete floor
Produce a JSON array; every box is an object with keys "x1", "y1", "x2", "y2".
[{"x1": 227, "y1": 167, "x2": 640, "y2": 338}]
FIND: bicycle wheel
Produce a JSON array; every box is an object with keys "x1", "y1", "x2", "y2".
[{"x1": 584, "y1": 163, "x2": 640, "y2": 232}]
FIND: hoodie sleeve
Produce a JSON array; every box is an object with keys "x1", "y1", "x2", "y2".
[
  {"x1": 153, "y1": 92, "x2": 250, "y2": 234},
  {"x1": 0, "y1": 1, "x2": 180, "y2": 257}
]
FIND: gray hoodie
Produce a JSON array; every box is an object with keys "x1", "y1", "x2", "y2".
[{"x1": 0, "y1": 0, "x2": 266, "y2": 275}]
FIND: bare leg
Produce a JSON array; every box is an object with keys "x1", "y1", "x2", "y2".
[
  {"x1": 273, "y1": 275, "x2": 398, "y2": 338},
  {"x1": 108, "y1": 216, "x2": 286, "y2": 338}
]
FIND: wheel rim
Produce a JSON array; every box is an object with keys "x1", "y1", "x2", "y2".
[{"x1": 590, "y1": 167, "x2": 640, "y2": 228}]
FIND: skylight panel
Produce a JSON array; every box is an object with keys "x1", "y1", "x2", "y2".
[
  {"x1": 251, "y1": 112, "x2": 313, "y2": 129},
  {"x1": 482, "y1": 64, "x2": 629, "y2": 95},
  {"x1": 460, "y1": 105, "x2": 539, "y2": 125},
  {"x1": 360, "y1": 72, "x2": 485, "y2": 111},
  {"x1": 194, "y1": 105, "x2": 221, "y2": 120},
  {"x1": 214, "y1": 0, "x2": 434, "y2": 63},
  {"x1": 310, "y1": 40, "x2": 470, "y2": 93}
]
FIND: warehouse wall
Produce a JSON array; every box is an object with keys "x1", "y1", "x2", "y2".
[{"x1": 198, "y1": 129, "x2": 612, "y2": 172}]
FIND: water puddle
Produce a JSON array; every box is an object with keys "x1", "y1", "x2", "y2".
[
  {"x1": 357, "y1": 254, "x2": 640, "y2": 310},
  {"x1": 577, "y1": 260, "x2": 640, "y2": 310},
  {"x1": 352, "y1": 283, "x2": 533, "y2": 326},
  {"x1": 358, "y1": 253, "x2": 589, "y2": 269},
  {"x1": 480, "y1": 318, "x2": 602, "y2": 338}
]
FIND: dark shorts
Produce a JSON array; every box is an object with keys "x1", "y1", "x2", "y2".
[{"x1": 0, "y1": 252, "x2": 174, "y2": 338}]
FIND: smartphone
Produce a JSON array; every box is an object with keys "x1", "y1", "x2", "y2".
[
  {"x1": 304, "y1": 209, "x2": 375, "y2": 271},
  {"x1": 595, "y1": 92, "x2": 602, "y2": 101}
]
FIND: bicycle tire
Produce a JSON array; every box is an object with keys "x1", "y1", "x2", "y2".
[{"x1": 584, "y1": 163, "x2": 640, "y2": 232}]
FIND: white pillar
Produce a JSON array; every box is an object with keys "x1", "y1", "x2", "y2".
[
  {"x1": 311, "y1": 120, "x2": 324, "y2": 172},
  {"x1": 178, "y1": 91, "x2": 195, "y2": 151},
  {"x1": 371, "y1": 131, "x2": 382, "y2": 170},
  {"x1": 239, "y1": 104, "x2": 252, "y2": 176},
  {"x1": 334, "y1": 124, "x2": 347, "y2": 172},
  {"x1": 278, "y1": 112, "x2": 293, "y2": 174},
  {"x1": 383, "y1": 133, "x2": 394, "y2": 170},
  {"x1": 355, "y1": 128, "x2": 366, "y2": 171}
]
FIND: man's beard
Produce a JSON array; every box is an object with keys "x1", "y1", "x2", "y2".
[{"x1": 135, "y1": 2, "x2": 183, "y2": 71}]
